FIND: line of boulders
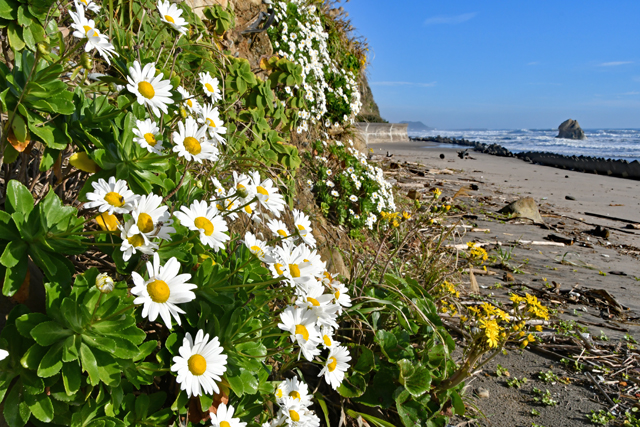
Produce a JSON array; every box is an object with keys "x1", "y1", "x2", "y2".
[{"x1": 410, "y1": 136, "x2": 640, "y2": 180}]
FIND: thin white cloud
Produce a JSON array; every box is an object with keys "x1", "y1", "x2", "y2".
[
  {"x1": 622, "y1": 91, "x2": 640, "y2": 95},
  {"x1": 599, "y1": 61, "x2": 633, "y2": 67},
  {"x1": 527, "y1": 62, "x2": 539, "y2": 66},
  {"x1": 424, "y1": 12, "x2": 476, "y2": 26},
  {"x1": 371, "y1": 81, "x2": 437, "y2": 87}
]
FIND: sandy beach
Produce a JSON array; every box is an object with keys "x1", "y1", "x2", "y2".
[{"x1": 370, "y1": 139, "x2": 640, "y2": 427}]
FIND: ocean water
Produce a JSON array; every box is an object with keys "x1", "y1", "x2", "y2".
[{"x1": 409, "y1": 129, "x2": 640, "y2": 162}]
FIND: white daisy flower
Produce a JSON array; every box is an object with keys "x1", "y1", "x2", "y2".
[
  {"x1": 292, "y1": 209, "x2": 315, "y2": 247},
  {"x1": 331, "y1": 190, "x2": 339, "y2": 197},
  {"x1": 275, "y1": 376, "x2": 312, "y2": 406},
  {"x1": 69, "y1": 6, "x2": 118, "y2": 64},
  {"x1": 318, "y1": 345, "x2": 351, "y2": 390},
  {"x1": 349, "y1": 195, "x2": 358, "y2": 202},
  {"x1": 75, "y1": 0, "x2": 100, "y2": 14},
  {"x1": 84, "y1": 176, "x2": 138, "y2": 215},
  {"x1": 177, "y1": 86, "x2": 200, "y2": 114},
  {"x1": 249, "y1": 171, "x2": 286, "y2": 217},
  {"x1": 131, "y1": 193, "x2": 175, "y2": 240},
  {"x1": 131, "y1": 253, "x2": 195, "y2": 327},
  {"x1": 273, "y1": 241, "x2": 322, "y2": 290},
  {"x1": 210, "y1": 403, "x2": 246, "y2": 427},
  {"x1": 171, "y1": 330, "x2": 227, "y2": 397},
  {"x1": 118, "y1": 218, "x2": 158, "y2": 261},
  {"x1": 0, "y1": 350, "x2": 8, "y2": 361},
  {"x1": 325, "y1": 169, "x2": 332, "y2": 176},
  {"x1": 278, "y1": 305, "x2": 321, "y2": 361},
  {"x1": 199, "y1": 72, "x2": 222, "y2": 103},
  {"x1": 325, "y1": 180, "x2": 334, "y2": 188},
  {"x1": 295, "y1": 281, "x2": 339, "y2": 328},
  {"x1": 243, "y1": 232, "x2": 274, "y2": 263},
  {"x1": 306, "y1": 179, "x2": 314, "y2": 189},
  {"x1": 126, "y1": 60, "x2": 174, "y2": 118},
  {"x1": 174, "y1": 200, "x2": 229, "y2": 251},
  {"x1": 320, "y1": 325, "x2": 337, "y2": 350},
  {"x1": 172, "y1": 117, "x2": 219, "y2": 163},
  {"x1": 198, "y1": 104, "x2": 227, "y2": 144},
  {"x1": 267, "y1": 218, "x2": 290, "y2": 238},
  {"x1": 328, "y1": 280, "x2": 351, "y2": 314},
  {"x1": 278, "y1": 397, "x2": 311, "y2": 426},
  {"x1": 133, "y1": 119, "x2": 163, "y2": 154},
  {"x1": 157, "y1": 0, "x2": 188, "y2": 35}
]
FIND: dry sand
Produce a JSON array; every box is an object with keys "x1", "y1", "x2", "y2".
[{"x1": 370, "y1": 140, "x2": 640, "y2": 427}]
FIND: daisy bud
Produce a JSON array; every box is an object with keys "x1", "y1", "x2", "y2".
[
  {"x1": 81, "y1": 52, "x2": 93, "y2": 70},
  {"x1": 180, "y1": 107, "x2": 188, "y2": 119},
  {"x1": 170, "y1": 75, "x2": 181, "y2": 88},
  {"x1": 37, "y1": 43, "x2": 49, "y2": 55},
  {"x1": 236, "y1": 187, "x2": 249, "y2": 199},
  {"x1": 96, "y1": 273, "x2": 115, "y2": 293}
]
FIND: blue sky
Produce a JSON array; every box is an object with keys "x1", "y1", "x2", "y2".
[{"x1": 342, "y1": 1, "x2": 640, "y2": 129}]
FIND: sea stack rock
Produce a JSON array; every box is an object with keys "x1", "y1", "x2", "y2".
[{"x1": 557, "y1": 119, "x2": 586, "y2": 140}]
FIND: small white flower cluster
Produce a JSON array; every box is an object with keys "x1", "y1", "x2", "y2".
[
  {"x1": 270, "y1": 1, "x2": 362, "y2": 133},
  {"x1": 263, "y1": 376, "x2": 319, "y2": 427}
]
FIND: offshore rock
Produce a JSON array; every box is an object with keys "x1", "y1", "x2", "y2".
[{"x1": 557, "y1": 119, "x2": 586, "y2": 140}]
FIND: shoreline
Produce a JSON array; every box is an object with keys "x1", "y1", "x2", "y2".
[{"x1": 409, "y1": 136, "x2": 640, "y2": 180}]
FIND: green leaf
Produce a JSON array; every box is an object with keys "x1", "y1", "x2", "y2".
[
  {"x1": 0, "y1": 211, "x2": 20, "y2": 241},
  {"x1": 0, "y1": 239, "x2": 27, "y2": 268},
  {"x1": 398, "y1": 359, "x2": 432, "y2": 398},
  {"x1": 4, "y1": 382, "x2": 31, "y2": 427},
  {"x1": 450, "y1": 391, "x2": 465, "y2": 416},
  {"x1": 346, "y1": 409, "x2": 396, "y2": 427},
  {"x1": 16, "y1": 313, "x2": 49, "y2": 338},
  {"x1": 24, "y1": 391, "x2": 54, "y2": 422},
  {"x1": 62, "y1": 362, "x2": 82, "y2": 395},
  {"x1": 7, "y1": 22, "x2": 25, "y2": 51},
  {"x1": 30, "y1": 321, "x2": 72, "y2": 346},
  {"x1": 5, "y1": 180, "x2": 34, "y2": 215},
  {"x1": 80, "y1": 343, "x2": 100, "y2": 386},
  {"x1": 92, "y1": 348, "x2": 121, "y2": 386},
  {"x1": 20, "y1": 343, "x2": 48, "y2": 370},
  {"x1": 353, "y1": 346, "x2": 375, "y2": 375},
  {"x1": 0, "y1": 0, "x2": 18, "y2": 20},
  {"x1": 314, "y1": 393, "x2": 331, "y2": 427},
  {"x1": 38, "y1": 342, "x2": 63, "y2": 377},
  {"x1": 337, "y1": 373, "x2": 367, "y2": 398},
  {"x1": 2, "y1": 253, "x2": 28, "y2": 297}
]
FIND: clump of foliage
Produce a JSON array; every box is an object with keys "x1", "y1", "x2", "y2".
[{"x1": 308, "y1": 138, "x2": 395, "y2": 230}]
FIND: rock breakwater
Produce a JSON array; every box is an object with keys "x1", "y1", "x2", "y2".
[{"x1": 411, "y1": 136, "x2": 640, "y2": 180}]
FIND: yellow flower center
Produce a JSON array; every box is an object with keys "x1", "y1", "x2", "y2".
[
  {"x1": 183, "y1": 136, "x2": 201, "y2": 155},
  {"x1": 274, "y1": 263, "x2": 284, "y2": 275},
  {"x1": 143, "y1": 133, "x2": 157, "y2": 146},
  {"x1": 194, "y1": 217, "x2": 214, "y2": 236},
  {"x1": 277, "y1": 229, "x2": 287, "y2": 237},
  {"x1": 307, "y1": 297, "x2": 320, "y2": 306},
  {"x1": 81, "y1": 0, "x2": 87, "y2": 4},
  {"x1": 187, "y1": 354, "x2": 207, "y2": 376},
  {"x1": 244, "y1": 205, "x2": 252, "y2": 214},
  {"x1": 335, "y1": 290, "x2": 341, "y2": 299},
  {"x1": 297, "y1": 224, "x2": 306, "y2": 231},
  {"x1": 137, "y1": 213, "x2": 154, "y2": 234},
  {"x1": 127, "y1": 234, "x2": 145, "y2": 247},
  {"x1": 138, "y1": 81, "x2": 155, "y2": 99},
  {"x1": 147, "y1": 279, "x2": 170, "y2": 303},
  {"x1": 289, "y1": 391, "x2": 301, "y2": 400},
  {"x1": 289, "y1": 410, "x2": 300, "y2": 422},
  {"x1": 250, "y1": 245, "x2": 264, "y2": 258},
  {"x1": 83, "y1": 25, "x2": 93, "y2": 34},
  {"x1": 104, "y1": 191, "x2": 124, "y2": 207},
  {"x1": 206, "y1": 118, "x2": 216, "y2": 128},
  {"x1": 205, "y1": 82, "x2": 214, "y2": 93},
  {"x1": 295, "y1": 324, "x2": 309, "y2": 341},
  {"x1": 289, "y1": 264, "x2": 301, "y2": 278},
  {"x1": 164, "y1": 14, "x2": 175, "y2": 23},
  {"x1": 275, "y1": 388, "x2": 283, "y2": 398},
  {"x1": 323, "y1": 334, "x2": 332, "y2": 347},
  {"x1": 327, "y1": 356, "x2": 337, "y2": 372},
  {"x1": 220, "y1": 422, "x2": 230, "y2": 427},
  {"x1": 256, "y1": 186, "x2": 269, "y2": 200}
]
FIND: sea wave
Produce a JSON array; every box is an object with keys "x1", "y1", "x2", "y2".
[{"x1": 409, "y1": 128, "x2": 640, "y2": 161}]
